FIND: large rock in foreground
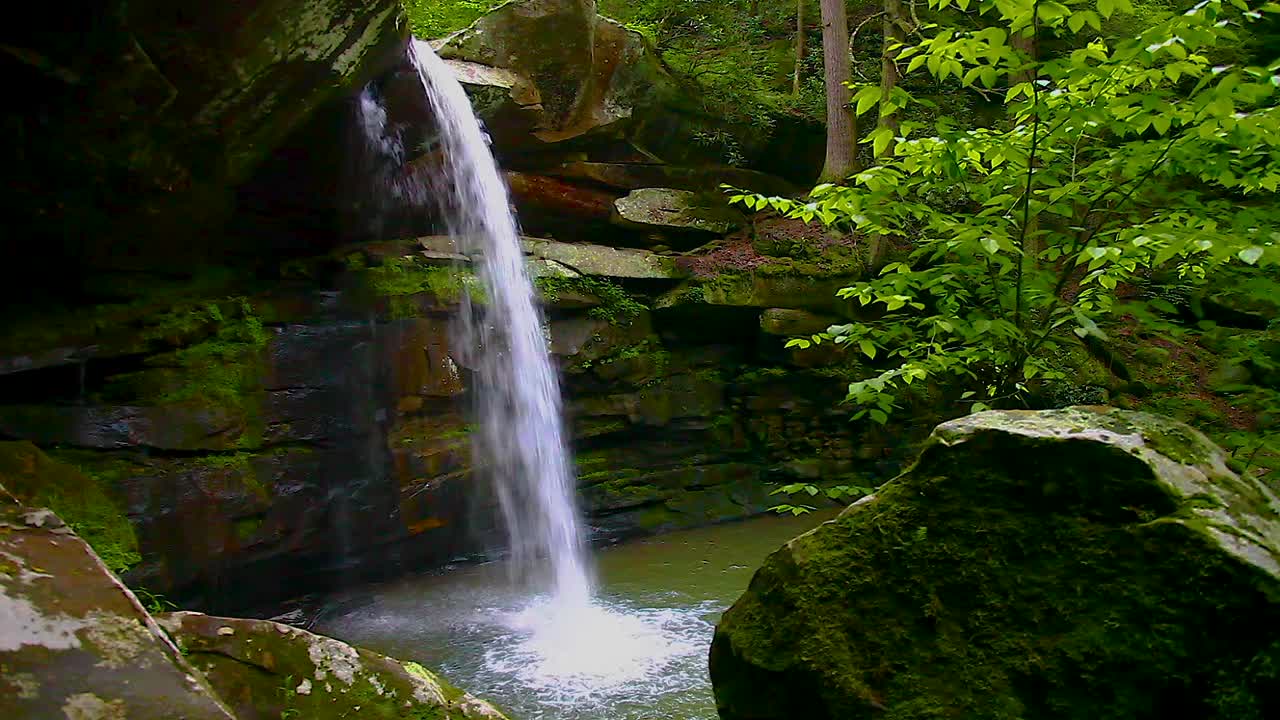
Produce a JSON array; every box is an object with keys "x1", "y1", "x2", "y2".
[
  {"x1": 710, "y1": 407, "x2": 1280, "y2": 720},
  {"x1": 158, "y1": 612, "x2": 508, "y2": 720},
  {"x1": 0, "y1": 488, "x2": 234, "y2": 719},
  {"x1": 0, "y1": 485, "x2": 508, "y2": 719}
]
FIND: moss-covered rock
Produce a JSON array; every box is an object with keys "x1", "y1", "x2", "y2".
[
  {"x1": 524, "y1": 238, "x2": 687, "y2": 280},
  {"x1": 157, "y1": 612, "x2": 508, "y2": 720},
  {"x1": 0, "y1": 497, "x2": 234, "y2": 719},
  {"x1": 710, "y1": 407, "x2": 1280, "y2": 720},
  {"x1": 658, "y1": 272, "x2": 856, "y2": 315}
]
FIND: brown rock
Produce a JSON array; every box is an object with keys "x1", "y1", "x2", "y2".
[{"x1": 507, "y1": 171, "x2": 618, "y2": 220}]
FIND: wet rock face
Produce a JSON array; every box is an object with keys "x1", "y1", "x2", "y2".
[
  {"x1": 157, "y1": 612, "x2": 509, "y2": 720},
  {"x1": 0, "y1": 491, "x2": 234, "y2": 719},
  {"x1": 710, "y1": 407, "x2": 1280, "y2": 720},
  {"x1": 0, "y1": 238, "x2": 887, "y2": 611}
]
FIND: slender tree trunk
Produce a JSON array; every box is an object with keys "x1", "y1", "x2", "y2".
[
  {"x1": 1010, "y1": 20, "x2": 1038, "y2": 88},
  {"x1": 819, "y1": 0, "x2": 857, "y2": 182},
  {"x1": 1011, "y1": 15, "x2": 1041, "y2": 285},
  {"x1": 793, "y1": 0, "x2": 806, "y2": 98},
  {"x1": 867, "y1": 0, "x2": 908, "y2": 269},
  {"x1": 876, "y1": 0, "x2": 905, "y2": 151}
]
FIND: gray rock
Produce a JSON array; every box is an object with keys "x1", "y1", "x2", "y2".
[
  {"x1": 524, "y1": 239, "x2": 686, "y2": 280},
  {"x1": 613, "y1": 188, "x2": 738, "y2": 234},
  {"x1": 417, "y1": 235, "x2": 686, "y2": 280}
]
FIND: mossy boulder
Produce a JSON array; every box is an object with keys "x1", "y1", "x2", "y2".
[
  {"x1": 710, "y1": 407, "x2": 1280, "y2": 720},
  {"x1": 0, "y1": 496, "x2": 234, "y2": 719},
  {"x1": 157, "y1": 612, "x2": 509, "y2": 720}
]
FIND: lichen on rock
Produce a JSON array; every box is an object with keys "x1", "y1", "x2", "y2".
[
  {"x1": 157, "y1": 612, "x2": 510, "y2": 720},
  {"x1": 0, "y1": 495, "x2": 234, "y2": 719}
]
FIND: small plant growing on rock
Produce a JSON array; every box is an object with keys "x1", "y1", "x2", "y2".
[{"x1": 133, "y1": 587, "x2": 176, "y2": 614}]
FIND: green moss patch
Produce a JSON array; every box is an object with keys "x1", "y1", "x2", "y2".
[
  {"x1": 536, "y1": 275, "x2": 647, "y2": 326},
  {"x1": 362, "y1": 256, "x2": 485, "y2": 318},
  {"x1": 0, "y1": 442, "x2": 140, "y2": 574},
  {"x1": 402, "y1": 0, "x2": 508, "y2": 39},
  {"x1": 158, "y1": 612, "x2": 509, "y2": 720}
]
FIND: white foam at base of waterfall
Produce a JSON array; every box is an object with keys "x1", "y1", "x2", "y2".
[{"x1": 482, "y1": 594, "x2": 710, "y2": 713}]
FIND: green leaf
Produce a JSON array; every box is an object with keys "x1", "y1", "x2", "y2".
[
  {"x1": 869, "y1": 409, "x2": 889, "y2": 424},
  {"x1": 872, "y1": 128, "x2": 894, "y2": 158},
  {"x1": 860, "y1": 339, "x2": 878, "y2": 359},
  {"x1": 855, "y1": 86, "x2": 882, "y2": 116}
]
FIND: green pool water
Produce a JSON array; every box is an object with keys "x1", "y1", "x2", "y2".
[{"x1": 314, "y1": 510, "x2": 837, "y2": 720}]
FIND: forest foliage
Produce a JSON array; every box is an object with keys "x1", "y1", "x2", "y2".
[
  {"x1": 743, "y1": 0, "x2": 1280, "y2": 417},
  {"x1": 727, "y1": 0, "x2": 1280, "y2": 507}
]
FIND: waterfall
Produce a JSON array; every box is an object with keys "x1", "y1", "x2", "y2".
[
  {"x1": 388, "y1": 39, "x2": 593, "y2": 605},
  {"x1": 344, "y1": 40, "x2": 714, "y2": 707}
]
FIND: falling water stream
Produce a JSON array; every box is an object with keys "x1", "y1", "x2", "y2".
[
  {"x1": 405, "y1": 38, "x2": 592, "y2": 605},
  {"x1": 344, "y1": 39, "x2": 817, "y2": 718}
]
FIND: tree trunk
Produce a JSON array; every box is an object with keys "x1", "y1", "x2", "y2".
[
  {"x1": 819, "y1": 0, "x2": 857, "y2": 182},
  {"x1": 793, "y1": 0, "x2": 806, "y2": 98},
  {"x1": 1010, "y1": 21, "x2": 1037, "y2": 87},
  {"x1": 867, "y1": 0, "x2": 908, "y2": 269},
  {"x1": 1011, "y1": 15, "x2": 1040, "y2": 322},
  {"x1": 876, "y1": 0, "x2": 905, "y2": 153}
]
